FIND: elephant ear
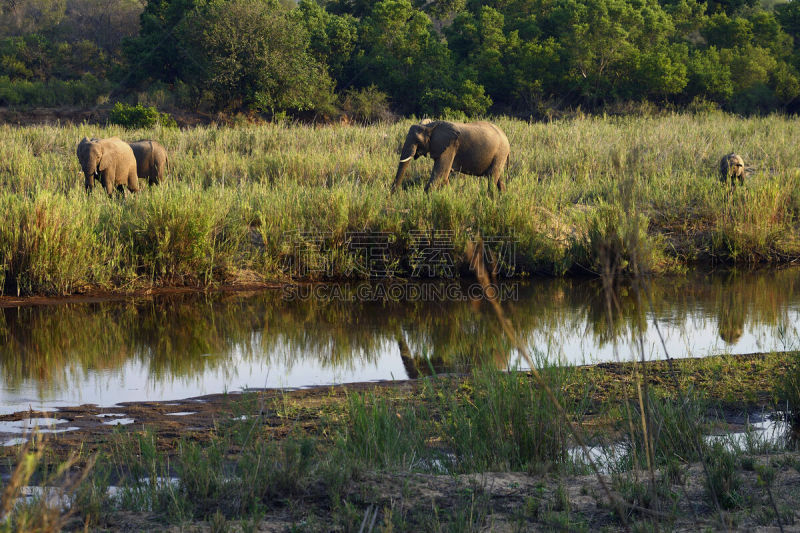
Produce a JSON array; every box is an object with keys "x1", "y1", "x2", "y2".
[
  {"x1": 94, "y1": 142, "x2": 109, "y2": 171},
  {"x1": 77, "y1": 138, "x2": 94, "y2": 164},
  {"x1": 429, "y1": 121, "x2": 460, "y2": 147}
]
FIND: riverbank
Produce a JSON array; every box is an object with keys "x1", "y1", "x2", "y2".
[
  {"x1": 2, "y1": 114, "x2": 800, "y2": 297},
  {"x1": 0, "y1": 351, "x2": 790, "y2": 455},
  {"x1": 1, "y1": 351, "x2": 798, "y2": 531}
]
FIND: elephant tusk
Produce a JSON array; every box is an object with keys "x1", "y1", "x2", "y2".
[{"x1": 399, "y1": 156, "x2": 413, "y2": 163}]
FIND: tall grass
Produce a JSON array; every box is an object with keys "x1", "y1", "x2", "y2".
[
  {"x1": 2, "y1": 114, "x2": 800, "y2": 294},
  {"x1": 437, "y1": 366, "x2": 571, "y2": 472}
]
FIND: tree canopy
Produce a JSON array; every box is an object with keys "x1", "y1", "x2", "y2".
[{"x1": 1, "y1": 0, "x2": 799, "y2": 116}]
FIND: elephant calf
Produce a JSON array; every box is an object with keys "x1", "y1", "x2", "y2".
[
  {"x1": 128, "y1": 140, "x2": 168, "y2": 186},
  {"x1": 391, "y1": 120, "x2": 511, "y2": 195},
  {"x1": 719, "y1": 153, "x2": 745, "y2": 186},
  {"x1": 77, "y1": 137, "x2": 140, "y2": 195}
]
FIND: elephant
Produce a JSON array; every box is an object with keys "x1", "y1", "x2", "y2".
[
  {"x1": 390, "y1": 120, "x2": 511, "y2": 195},
  {"x1": 719, "y1": 153, "x2": 745, "y2": 186},
  {"x1": 76, "y1": 137, "x2": 140, "y2": 195},
  {"x1": 128, "y1": 140, "x2": 168, "y2": 186}
]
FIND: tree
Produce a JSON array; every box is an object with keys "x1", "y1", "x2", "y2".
[
  {"x1": 686, "y1": 47, "x2": 734, "y2": 103},
  {"x1": 702, "y1": 13, "x2": 753, "y2": 49},
  {"x1": 545, "y1": 0, "x2": 676, "y2": 103},
  {"x1": 297, "y1": 0, "x2": 357, "y2": 84},
  {"x1": 353, "y1": 0, "x2": 457, "y2": 114},
  {"x1": 0, "y1": 0, "x2": 65, "y2": 36},
  {"x1": 445, "y1": 7, "x2": 509, "y2": 102},
  {"x1": 122, "y1": 0, "x2": 206, "y2": 86},
  {"x1": 181, "y1": 0, "x2": 335, "y2": 113}
]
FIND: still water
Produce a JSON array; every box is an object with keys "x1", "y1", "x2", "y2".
[{"x1": 1, "y1": 269, "x2": 799, "y2": 413}]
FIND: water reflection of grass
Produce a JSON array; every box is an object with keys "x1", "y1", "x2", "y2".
[{"x1": 2, "y1": 270, "x2": 800, "y2": 390}]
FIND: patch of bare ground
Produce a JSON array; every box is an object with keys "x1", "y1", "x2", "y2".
[{"x1": 74, "y1": 456, "x2": 800, "y2": 531}]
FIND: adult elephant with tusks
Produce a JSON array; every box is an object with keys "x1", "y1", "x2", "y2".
[{"x1": 390, "y1": 120, "x2": 510, "y2": 195}]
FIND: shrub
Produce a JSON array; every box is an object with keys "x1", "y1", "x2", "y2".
[
  {"x1": 341, "y1": 85, "x2": 392, "y2": 123},
  {"x1": 704, "y1": 442, "x2": 744, "y2": 510},
  {"x1": 108, "y1": 102, "x2": 177, "y2": 129},
  {"x1": 0, "y1": 75, "x2": 110, "y2": 107}
]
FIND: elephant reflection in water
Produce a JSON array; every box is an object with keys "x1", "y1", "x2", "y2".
[
  {"x1": 717, "y1": 289, "x2": 746, "y2": 344},
  {"x1": 395, "y1": 298, "x2": 512, "y2": 378}
]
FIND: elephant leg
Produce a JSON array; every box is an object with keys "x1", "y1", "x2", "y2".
[
  {"x1": 128, "y1": 171, "x2": 140, "y2": 193},
  {"x1": 101, "y1": 171, "x2": 116, "y2": 196},
  {"x1": 485, "y1": 156, "x2": 507, "y2": 197},
  {"x1": 494, "y1": 163, "x2": 507, "y2": 194},
  {"x1": 424, "y1": 150, "x2": 456, "y2": 193}
]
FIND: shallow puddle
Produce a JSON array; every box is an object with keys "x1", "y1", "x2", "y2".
[
  {"x1": 0, "y1": 418, "x2": 70, "y2": 433},
  {"x1": 101, "y1": 418, "x2": 135, "y2": 426},
  {"x1": 570, "y1": 412, "x2": 792, "y2": 473}
]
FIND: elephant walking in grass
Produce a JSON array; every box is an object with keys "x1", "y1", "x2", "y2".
[
  {"x1": 719, "y1": 153, "x2": 745, "y2": 187},
  {"x1": 391, "y1": 120, "x2": 511, "y2": 195},
  {"x1": 128, "y1": 140, "x2": 168, "y2": 186},
  {"x1": 77, "y1": 137, "x2": 140, "y2": 195}
]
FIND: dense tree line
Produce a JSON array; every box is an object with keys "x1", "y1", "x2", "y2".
[{"x1": 1, "y1": 0, "x2": 800, "y2": 116}]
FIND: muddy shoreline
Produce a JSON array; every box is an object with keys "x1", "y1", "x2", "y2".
[
  {"x1": 1, "y1": 351, "x2": 796, "y2": 531},
  {"x1": 1, "y1": 351, "x2": 789, "y2": 457},
  {"x1": 0, "y1": 281, "x2": 286, "y2": 308}
]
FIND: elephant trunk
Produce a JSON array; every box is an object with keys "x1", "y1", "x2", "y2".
[
  {"x1": 83, "y1": 170, "x2": 95, "y2": 191},
  {"x1": 390, "y1": 140, "x2": 417, "y2": 193}
]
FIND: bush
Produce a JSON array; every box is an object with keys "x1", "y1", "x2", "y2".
[
  {"x1": 341, "y1": 85, "x2": 392, "y2": 123},
  {"x1": 108, "y1": 102, "x2": 177, "y2": 129},
  {"x1": 0, "y1": 75, "x2": 110, "y2": 107}
]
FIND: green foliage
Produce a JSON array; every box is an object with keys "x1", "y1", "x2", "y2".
[
  {"x1": 341, "y1": 84, "x2": 391, "y2": 122},
  {"x1": 184, "y1": 0, "x2": 335, "y2": 114},
  {"x1": 297, "y1": 0, "x2": 357, "y2": 81},
  {"x1": 0, "y1": 74, "x2": 109, "y2": 106},
  {"x1": 438, "y1": 367, "x2": 570, "y2": 471},
  {"x1": 6, "y1": 0, "x2": 800, "y2": 114},
  {"x1": 704, "y1": 442, "x2": 745, "y2": 509},
  {"x1": 108, "y1": 102, "x2": 176, "y2": 129}
]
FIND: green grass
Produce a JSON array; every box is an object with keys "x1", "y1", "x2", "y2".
[
  {"x1": 1, "y1": 365, "x2": 796, "y2": 531},
  {"x1": 2, "y1": 113, "x2": 800, "y2": 295}
]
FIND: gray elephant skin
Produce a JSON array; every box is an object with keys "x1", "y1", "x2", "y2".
[
  {"x1": 391, "y1": 120, "x2": 511, "y2": 194},
  {"x1": 719, "y1": 153, "x2": 745, "y2": 186},
  {"x1": 76, "y1": 137, "x2": 140, "y2": 195},
  {"x1": 128, "y1": 140, "x2": 168, "y2": 185}
]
